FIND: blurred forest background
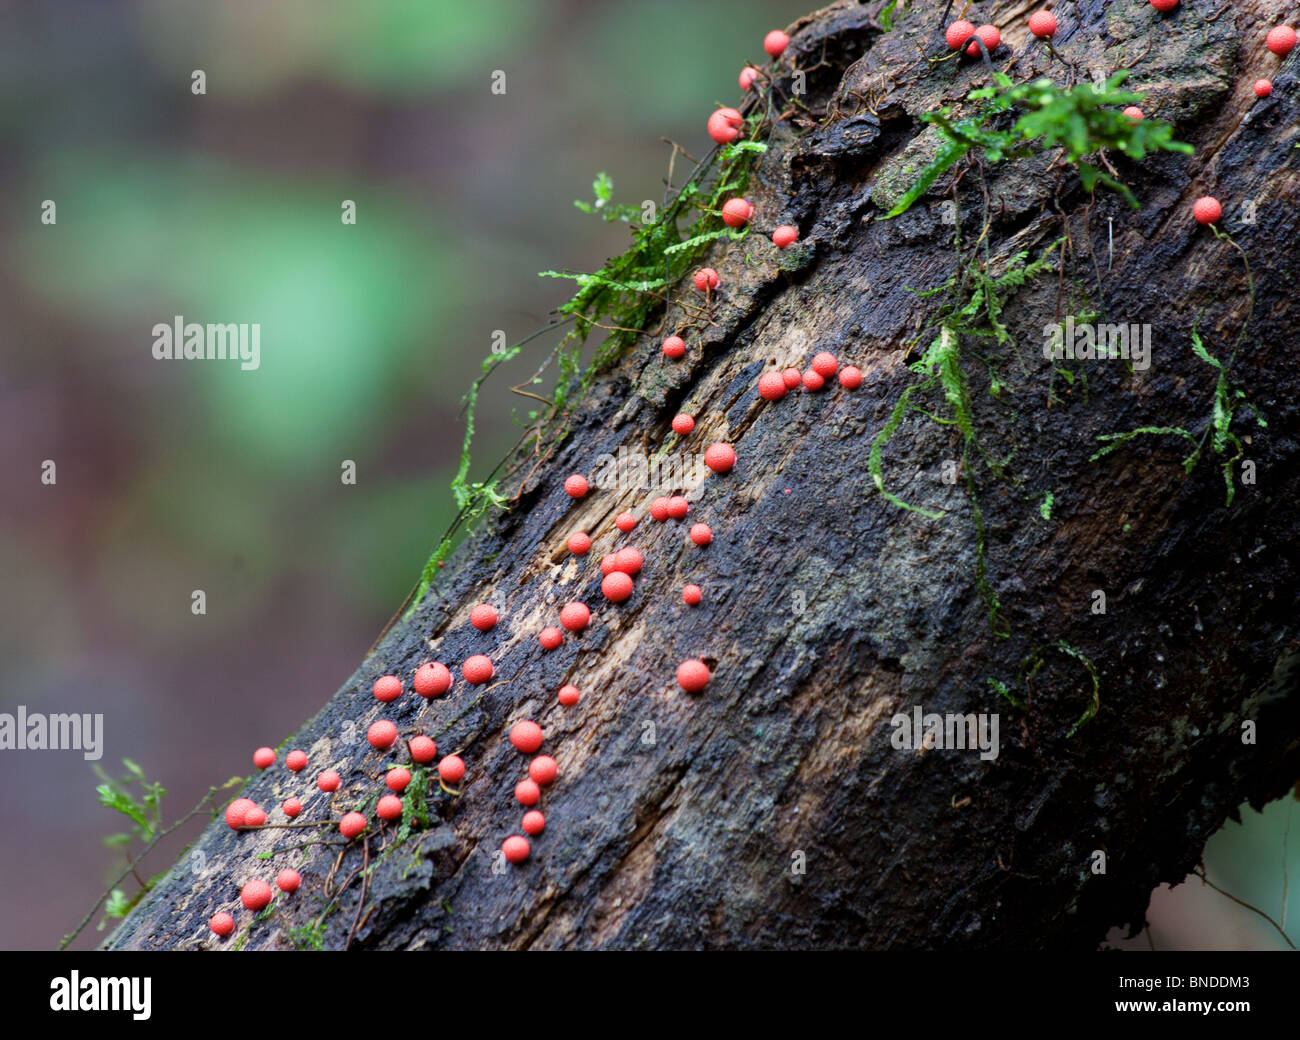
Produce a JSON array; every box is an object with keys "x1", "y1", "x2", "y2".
[{"x1": 0, "y1": 0, "x2": 1293, "y2": 950}]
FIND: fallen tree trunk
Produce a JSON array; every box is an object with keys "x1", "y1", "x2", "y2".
[{"x1": 108, "y1": 0, "x2": 1300, "y2": 950}]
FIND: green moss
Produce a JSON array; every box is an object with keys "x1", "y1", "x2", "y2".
[
  {"x1": 880, "y1": 73, "x2": 1192, "y2": 218},
  {"x1": 405, "y1": 129, "x2": 771, "y2": 617},
  {"x1": 1091, "y1": 319, "x2": 1264, "y2": 507},
  {"x1": 288, "y1": 920, "x2": 325, "y2": 951}
]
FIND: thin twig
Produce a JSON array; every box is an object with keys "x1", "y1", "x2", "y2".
[
  {"x1": 1193, "y1": 867, "x2": 1296, "y2": 949},
  {"x1": 345, "y1": 834, "x2": 371, "y2": 951},
  {"x1": 61, "y1": 784, "x2": 235, "y2": 949}
]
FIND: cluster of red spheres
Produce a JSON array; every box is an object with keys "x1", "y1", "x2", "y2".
[
  {"x1": 217, "y1": 631, "x2": 487, "y2": 933},
  {"x1": 759, "y1": 351, "x2": 862, "y2": 402},
  {"x1": 210, "y1": 20, "x2": 827, "y2": 929},
  {"x1": 944, "y1": 20, "x2": 1000, "y2": 57},
  {"x1": 501, "y1": 719, "x2": 559, "y2": 861}
]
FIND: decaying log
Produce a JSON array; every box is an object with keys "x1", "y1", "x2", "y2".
[{"x1": 108, "y1": 0, "x2": 1300, "y2": 950}]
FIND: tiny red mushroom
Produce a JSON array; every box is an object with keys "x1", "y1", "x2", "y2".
[
  {"x1": 409, "y1": 735, "x2": 437, "y2": 763},
  {"x1": 225, "y1": 798, "x2": 256, "y2": 831},
  {"x1": 759, "y1": 371, "x2": 788, "y2": 401},
  {"x1": 253, "y1": 747, "x2": 275, "y2": 770},
  {"x1": 672, "y1": 413, "x2": 695, "y2": 435},
  {"x1": 470, "y1": 603, "x2": 498, "y2": 631},
  {"x1": 502, "y1": 835, "x2": 531, "y2": 864},
  {"x1": 839, "y1": 366, "x2": 864, "y2": 390},
  {"x1": 721, "y1": 197, "x2": 754, "y2": 228},
  {"x1": 1193, "y1": 196, "x2": 1222, "y2": 225},
  {"x1": 599, "y1": 553, "x2": 620, "y2": 575},
  {"x1": 242, "y1": 806, "x2": 267, "y2": 827},
  {"x1": 564, "y1": 473, "x2": 589, "y2": 498},
  {"x1": 705, "y1": 442, "x2": 737, "y2": 473},
  {"x1": 739, "y1": 65, "x2": 760, "y2": 91},
  {"x1": 811, "y1": 351, "x2": 838, "y2": 378},
  {"x1": 1123, "y1": 106, "x2": 1144, "y2": 121},
  {"x1": 317, "y1": 769, "x2": 341, "y2": 792},
  {"x1": 614, "y1": 547, "x2": 643, "y2": 574},
  {"x1": 966, "y1": 25, "x2": 1000, "y2": 57},
  {"x1": 782, "y1": 367, "x2": 802, "y2": 389},
  {"x1": 707, "y1": 107, "x2": 744, "y2": 144},
  {"x1": 539, "y1": 626, "x2": 562, "y2": 650},
  {"x1": 1267, "y1": 26, "x2": 1297, "y2": 57},
  {"x1": 602, "y1": 571, "x2": 634, "y2": 603},
  {"x1": 1254, "y1": 79, "x2": 1273, "y2": 98},
  {"x1": 802, "y1": 369, "x2": 826, "y2": 391},
  {"x1": 276, "y1": 869, "x2": 301, "y2": 893},
  {"x1": 677, "y1": 659, "x2": 711, "y2": 693},
  {"x1": 339, "y1": 812, "x2": 366, "y2": 840},
  {"x1": 367, "y1": 720, "x2": 398, "y2": 750},
  {"x1": 1148, "y1": 0, "x2": 1177, "y2": 9},
  {"x1": 666, "y1": 495, "x2": 690, "y2": 520},
  {"x1": 413, "y1": 661, "x2": 452, "y2": 698},
  {"x1": 567, "y1": 531, "x2": 592, "y2": 555},
  {"x1": 522, "y1": 810, "x2": 546, "y2": 836},
  {"x1": 772, "y1": 225, "x2": 799, "y2": 248},
  {"x1": 615, "y1": 511, "x2": 637, "y2": 532},
  {"x1": 689, "y1": 523, "x2": 713, "y2": 547},
  {"x1": 682, "y1": 584, "x2": 703, "y2": 606},
  {"x1": 376, "y1": 794, "x2": 403, "y2": 821},
  {"x1": 210, "y1": 912, "x2": 234, "y2": 937},
  {"x1": 649, "y1": 497, "x2": 671, "y2": 522},
  {"x1": 438, "y1": 755, "x2": 465, "y2": 784},
  {"x1": 515, "y1": 779, "x2": 542, "y2": 806},
  {"x1": 510, "y1": 720, "x2": 544, "y2": 754},
  {"x1": 385, "y1": 767, "x2": 411, "y2": 793},
  {"x1": 529, "y1": 756, "x2": 559, "y2": 786},
  {"x1": 693, "y1": 267, "x2": 721, "y2": 291},
  {"x1": 764, "y1": 29, "x2": 790, "y2": 58},
  {"x1": 283, "y1": 797, "x2": 303, "y2": 818},
  {"x1": 945, "y1": 19, "x2": 976, "y2": 50},
  {"x1": 462, "y1": 654, "x2": 495, "y2": 684},
  {"x1": 560, "y1": 601, "x2": 591, "y2": 632},
  {"x1": 372, "y1": 675, "x2": 403, "y2": 703},
  {"x1": 558, "y1": 684, "x2": 580, "y2": 707},
  {"x1": 241, "y1": 880, "x2": 274, "y2": 911},
  {"x1": 285, "y1": 749, "x2": 308, "y2": 772},
  {"x1": 662, "y1": 335, "x2": 686, "y2": 359},
  {"x1": 1028, "y1": 11, "x2": 1056, "y2": 38}
]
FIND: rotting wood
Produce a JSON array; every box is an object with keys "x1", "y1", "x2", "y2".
[{"x1": 107, "y1": 0, "x2": 1300, "y2": 951}]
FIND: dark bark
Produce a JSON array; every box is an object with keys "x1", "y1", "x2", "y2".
[{"x1": 108, "y1": 0, "x2": 1300, "y2": 951}]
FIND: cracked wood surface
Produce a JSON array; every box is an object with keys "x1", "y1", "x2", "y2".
[{"x1": 109, "y1": 0, "x2": 1300, "y2": 950}]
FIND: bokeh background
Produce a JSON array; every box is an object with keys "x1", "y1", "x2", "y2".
[{"x1": 0, "y1": 0, "x2": 1293, "y2": 951}]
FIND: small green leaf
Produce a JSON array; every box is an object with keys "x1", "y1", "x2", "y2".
[
  {"x1": 104, "y1": 889, "x2": 132, "y2": 919},
  {"x1": 96, "y1": 784, "x2": 150, "y2": 834}
]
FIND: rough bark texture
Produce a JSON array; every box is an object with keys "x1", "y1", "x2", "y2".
[{"x1": 108, "y1": 0, "x2": 1300, "y2": 951}]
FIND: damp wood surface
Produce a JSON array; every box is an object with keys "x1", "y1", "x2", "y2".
[{"x1": 108, "y1": 0, "x2": 1300, "y2": 951}]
